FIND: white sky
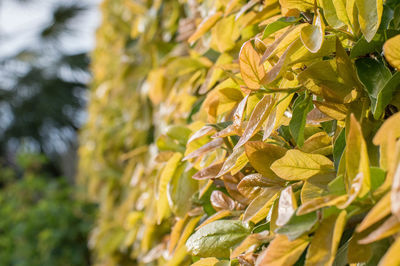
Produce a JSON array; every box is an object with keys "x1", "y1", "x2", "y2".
[{"x1": 0, "y1": 0, "x2": 102, "y2": 58}]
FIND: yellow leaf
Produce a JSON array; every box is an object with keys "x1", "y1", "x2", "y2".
[
  {"x1": 191, "y1": 257, "x2": 219, "y2": 266},
  {"x1": 196, "y1": 210, "x2": 233, "y2": 230},
  {"x1": 355, "y1": 0, "x2": 383, "y2": 42},
  {"x1": 300, "y1": 9, "x2": 325, "y2": 53},
  {"x1": 217, "y1": 146, "x2": 247, "y2": 177},
  {"x1": 383, "y1": 34, "x2": 400, "y2": 70},
  {"x1": 378, "y1": 236, "x2": 400, "y2": 266},
  {"x1": 255, "y1": 234, "x2": 310, "y2": 266},
  {"x1": 297, "y1": 194, "x2": 347, "y2": 215},
  {"x1": 271, "y1": 149, "x2": 334, "y2": 181},
  {"x1": 301, "y1": 131, "x2": 333, "y2": 155},
  {"x1": 210, "y1": 15, "x2": 240, "y2": 53},
  {"x1": 345, "y1": 114, "x2": 370, "y2": 197},
  {"x1": 157, "y1": 153, "x2": 183, "y2": 223},
  {"x1": 314, "y1": 101, "x2": 348, "y2": 121},
  {"x1": 359, "y1": 215, "x2": 400, "y2": 244},
  {"x1": 169, "y1": 217, "x2": 188, "y2": 254},
  {"x1": 319, "y1": 0, "x2": 345, "y2": 28},
  {"x1": 391, "y1": 163, "x2": 400, "y2": 219},
  {"x1": 357, "y1": 192, "x2": 391, "y2": 232},
  {"x1": 176, "y1": 216, "x2": 202, "y2": 250},
  {"x1": 305, "y1": 211, "x2": 347, "y2": 266},
  {"x1": 245, "y1": 141, "x2": 287, "y2": 181},
  {"x1": 239, "y1": 41, "x2": 266, "y2": 90},
  {"x1": 231, "y1": 231, "x2": 272, "y2": 259},
  {"x1": 243, "y1": 187, "x2": 280, "y2": 223},
  {"x1": 188, "y1": 12, "x2": 223, "y2": 43}
]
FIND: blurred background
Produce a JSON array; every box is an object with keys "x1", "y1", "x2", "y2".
[{"x1": 0, "y1": 0, "x2": 100, "y2": 265}]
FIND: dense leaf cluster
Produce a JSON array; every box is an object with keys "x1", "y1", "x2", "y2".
[{"x1": 80, "y1": 0, "x2": 400, "y2": 265}]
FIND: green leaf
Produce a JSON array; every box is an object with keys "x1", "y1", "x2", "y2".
[
  {"x1": 333, "y1": 129, "x2": 346, "y2": 171},
  {"x1": 271, "y1": 149, "x2": 334, "y2": 181},
  {"x1": 276, "y1": 211, "x2": 318, "y2": 240},
  {"x1": 328, "y1": 175, "x2": 347, "y2": 195},
  {"x1": 355, "y1": 58, "x2": 395, "y2": 119},
  {"x1": 262, "y1": 17, "x2": 301, "y2": 39},
  {"x1": 370, "y1": 167, "x2": 386, "y2": 190},
  {"x1": 168, "y1": 165, "x2": 198, "y2": 218},
  {"x1": 186, "y1": 220, "x2": 250, "y2": 258},
  {"x1": 290, "y1": 93, "x2": 313, "y2": 147}
]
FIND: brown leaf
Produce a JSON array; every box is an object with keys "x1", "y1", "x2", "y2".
[
  {"x1": 192, "y1": 162, "x2": 224, "y2": 180},
  {"x1": 210, "y1": 190, "x2": 236, "y2": 211}
]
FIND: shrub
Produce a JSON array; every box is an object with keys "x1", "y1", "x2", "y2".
[{"x1": 80, "y1": 0, "x2": 400, "y2": 265}]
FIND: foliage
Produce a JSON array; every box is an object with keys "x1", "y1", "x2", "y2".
[
  {"x1": 80, "y1": 0, "x2": 400, "y2": 265},
  {"x1": 0, "y1": 154, "x2": 95, "y2": 266}
]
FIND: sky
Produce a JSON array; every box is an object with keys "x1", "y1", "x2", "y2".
[{"x1": 0, "y1": 0, "x2": 101, "y2": 58}]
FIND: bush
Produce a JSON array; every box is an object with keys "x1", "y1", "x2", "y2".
[
  {"x1": 0, "y1": 154, "x2": 95, "y2": 266},
  {"x1": 80, "y1": 0, "x2": 400, "y2": 265}
]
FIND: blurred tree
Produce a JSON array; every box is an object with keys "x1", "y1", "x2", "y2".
[
  {"x1": 0, "y1": 153, "x2": 96, "y2": 266},
  {"x1": 0, "y1": 1, "x2": 91, "y2": 178}
]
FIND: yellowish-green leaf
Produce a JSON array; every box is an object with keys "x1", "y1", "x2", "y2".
[
  {"x1": 231, "y1": 231, "x2": 272, "y2": 259},
  {"x1": 355, "y1": 0, "x2": 383, "y2": 42},
  {"x1": 244, "y1": 141, "x2": 287, "y2": 181},
  {"x1": 300, "y1": 9, "x2": 325, "y2": 53},
  {"x1": 196, "y1": 210, "x2": 233, "y2": 230},
  {"x1": 157, "y1": 153, "x2": 183, "y2": 223},
  {"x1": 271, "y1": 149, "x2": 334, "y2": 181},
  {"x1": 217, "y1": 146, "x2": 247, "y2": 177},
  {"x1": 210, "y1": 16, "x2": 240, "y2": 53},
  {"x1": 345, "y1": 114, "x2": 371, "y2": 197},
  {"x1": 243, "y1": 187, "x2": 280, "y2": 223},
  {"x1": 301, "y1": 131, "x2": 333, "y2": 155},
  {"x1": 191, "y1": 257, "x2": 219, "y2": 266},
  {"x1": 239, "y1": 41, "x2": 266, "y2": 90},
  {"x1": 255, "y1": 234, "x2": 310, "y2": 266},
  {"x1": 305, "y1": 211, "x2": 347, "y2": 266}
]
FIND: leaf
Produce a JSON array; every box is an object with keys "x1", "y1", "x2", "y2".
[
  {"x1": 262, "y1": 17, "x2": 301, "y2": 39},
  {"x1": 157, "y1": 153, "x2": 183, "y2": 223},
  {"x1": 345, "y1": 114, "x2": 371, "y2": 197},
  {"x1": 305, "y1": 211, "x2": 347, "y2": 266},
  {"x1": 243, "y1": 187, "x2": 281, "y2": 223},
  {"x1": 196, "y1": 210, "x2": 233, "y2": 230},
  {"x1": 355, "y1": 0, "x2": 383, "y2": 42},
  {"x1": 301, "y1": 131, "x2": 333, "y2": 155},
  {"x1": 333, "y1": 129, "x2": 346, "y2": 170},
  {"x1": 314, "y1": 101, "x2": 348, "y2": 121},
  {"x1": 239, "y1": 41, "x2": 266, "y2": 90},
  {"x1": 188, "y1": 126, "x2": 217, "y2": 144},
  {"x1": 183, "y1": 138, "x2": 223, "y2": 161},
  {"x1": 373, "y1": 111, "x2": 400, "y2": 146},
  {"x1": 238, "y1": 173, "x2": 282, "y2": 200},
  {"x1": 357, "y1": 192, "x2": 391, "y2": 232},
  {"x1": 359, "y1": 215, "x2": 400, "y2": 244},
  {"x1": 191, "y1": 257, "x2": 219, "y2": 266},
  {"x1": 186, "y1": 220, "x2": 250, "y2": 258},
  {"x1": 378, "y1": 236, "x2": 400, "y2": 266},
  {"x1": 355, "y1": 58, "x2": 397, "y2": 119},
  {"x1": 276, "y1": 186, "x2": 298, "y2": 227},
  {"x1": 235, "y1": 95, "x2": 275, "y2": 149},
  {"x1": 244, "y1": 141, "x2": 287, "y2": 181},
  {"x1": 384, "y1": 34, "x2": 400, "y2": 69},
  {"x1": 289, "y1": 93, "x2": 313, "y2": 147},
  {"x1": 168, "y1": 166, "x2": 198, "y2": 218},
  {"x1": 192, "y1": 162, "x2": 224, "y2": 180},
  {"x1": 210, "y1": 190, "x2": 236, "y2": 211},
  {"x1": 255, "y1": 235, "x2": 310, "y2": 266},
  {"x1": 300, "y1": 9, "x2": 325, "y2": 53},
  {"x1": 276, "y1": 211, "x2": 318, "y2": 240},
  {"x1": 319, "y1": 0, "x2": 345, "y2": 28},
  {"x1": 230, "y1": 231, "x2": 272, "y2": 259},
  {"x1": 217, "y1": 146, "x2": 248, "y2": 177},
  {"x1": 271, "y1": 149, "x2": 334, "y2": 181},
  {"x1": 391, "y1": 163, "x2": 400, "y2": 219},
  {"x1": 210, "y1": 16, "x2": 241, "y2": 53},
  {"x1": 188, "y1": 12, "x2": 223, "y2": 43}
]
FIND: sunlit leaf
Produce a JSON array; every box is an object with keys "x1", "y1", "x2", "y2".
[
  {"x1": 271, "y1": 149, "x2": 334, "y2": 181},
  {"x1": 239, "y1": 41, "x2": 266, "y2": 90},
  {"x1": 383, "y1": 34, "x2": 400, "y2": 69},
  {"x1": 355, "y1": 0, "x2": 383, "y2": 42}
]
